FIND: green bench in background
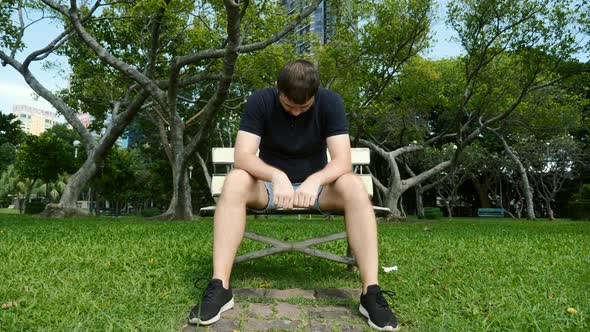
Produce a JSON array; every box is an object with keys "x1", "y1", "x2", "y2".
[{"x1": 477, "y1": 208, "x2": 504, "y2": 219}]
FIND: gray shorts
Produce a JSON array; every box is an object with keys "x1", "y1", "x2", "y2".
[{"x1": 249, "y1": 182, "x2": 324, "y2": 213}]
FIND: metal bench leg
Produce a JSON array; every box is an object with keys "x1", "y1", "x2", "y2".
[
  {"x1": 346, "y1": 240, "x2": 356, "y2": 272},
  {"x1": 235, "y1": 231, "x2": 356, "y2": 266}
]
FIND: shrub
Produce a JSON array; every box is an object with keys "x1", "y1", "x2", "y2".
[
  {"x1": 423, "y1": 207, "x2": 443, "y2": 219},
  {"x1": 569, "y1": 199, "x2": 590, "y2": 221},
  {"x1": 25, "y1": 201, "x2": 46, "y2": 215},
  {"x1": 580, "y1": 184, "x2": 590, "y2": 199},
  {"x1": 141, "y1": 207, "x2": 161, "y2": 218}
]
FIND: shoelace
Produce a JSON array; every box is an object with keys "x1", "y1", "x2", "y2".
[
  {"x1": 194, "y1": 277, "x2": 220, "y2": 303},
  {"x1": 376, "y1": 289, "x2": 396, "y2": 308},
  {"x1": 192, "y1": 277, "x2": 215, "y2": 327}
]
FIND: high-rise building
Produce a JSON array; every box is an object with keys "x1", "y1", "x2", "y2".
[
  {"x1": 282, "y1": 0, "x2": 337, "y2": 52},
  {"x1": 11, "y1": 105, "x2": 58, "y2": 136}
]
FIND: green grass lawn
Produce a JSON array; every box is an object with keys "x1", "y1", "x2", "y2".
[
  {"x1": 0, "y1": 215, "x2": 588, "y2": 331},
  {"x1": 0, "y1": 208, "x2": 18, "y2": 214}
]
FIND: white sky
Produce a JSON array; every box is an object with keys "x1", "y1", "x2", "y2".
[{"x1": 0, "y1": 18, "x2": 66, "y2": 115}]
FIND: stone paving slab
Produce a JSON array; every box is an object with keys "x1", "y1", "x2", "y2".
[
  {"x1": 233, "y1": 288, "x2": 361, "y2": 301},
  {"x1": 182, "y1": 288, "x2": 371, "y2": 332}
]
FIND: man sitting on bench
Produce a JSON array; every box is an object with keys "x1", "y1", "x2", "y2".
[{"x1": 188, "y1": 59, "x2": 399, "y2": 331}]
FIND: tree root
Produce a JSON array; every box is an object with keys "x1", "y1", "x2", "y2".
[
  {"x1": 384, "y1": 213, "x2": 406, "y2": 222},
  {"x1": 146, "y1": 211, "x2": 195, "y2": 221},
  {"x1": 38, "y1": 203, "x2": 91, "y2": 218}
]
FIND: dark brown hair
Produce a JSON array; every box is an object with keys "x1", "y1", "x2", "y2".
[{"x1": 276, "y1": 59, "x2": 320, "y2": 104}]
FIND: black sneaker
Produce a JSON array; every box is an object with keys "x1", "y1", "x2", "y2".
[
  {"x1": 359, "y1": 284, "x2": 399, "y2": 331},
  {"x1": 188, "y1": 278, "x2": 234, "y2": 325}
]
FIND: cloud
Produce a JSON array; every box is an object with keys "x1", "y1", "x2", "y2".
[
  {"x1": 0, "y1": 83, "x2": 37, "y2": 98},
  {"x1": 0, "y1": 82, "x2": 55, "y2": 114}
]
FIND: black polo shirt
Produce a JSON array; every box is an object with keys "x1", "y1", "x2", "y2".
[{"x1": 239, "y1": 87, "x2": 349, "y2": 183}]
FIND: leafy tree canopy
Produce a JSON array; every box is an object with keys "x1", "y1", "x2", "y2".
[
  {"x1": 0, "y1": 113, "x2": 25, "y2": 146},
  {"x1": 15, "y1": 131, "x2": 76, "y2": 184}
]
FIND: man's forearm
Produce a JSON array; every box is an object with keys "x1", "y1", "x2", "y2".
[
  {"x1": 307, "y1": 159, "x2": 351, "y2": 185},
  {"x1": 234, "y1": 153, "x2": 287, "y2": 183}
]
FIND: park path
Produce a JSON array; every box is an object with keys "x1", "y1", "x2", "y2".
[{"x1": 181, "y1": 288, "x2": 372, "y2": 332}]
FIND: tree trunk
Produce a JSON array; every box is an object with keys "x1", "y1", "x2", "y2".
[
  {"x1": 545, "y1": 199, "x2": 555, "y2": 220},
  {"x1": 445, "y1": 201, "x2": 452, "y2": 219},
  {"x1": 492, "y1": 131, "x2": 536, "y2": 220},
  {"x1": 514, "y1": 161, "x2": 536, "y2": 220},
  {"x1": 515, "y1": 160, "x2": 536, "y2": 220},
  {"x1": 471, "y1": 177, "x2": 491, "y2": 208},
  {"x1": 157, "y1": 166, "x2": 193, "y2": 221},
  {"x1": 415, "y1": 186, "x2": 425, "y2": 218},
  {"x1": 384, "y1": 189, "x2": 405, "y2": 221},
  {"x1": 41, "y1": 158, "x2": 97, "y2": 217},
  {"x1": 21, "y1": 179, "x2": 37, "y2": 214}
]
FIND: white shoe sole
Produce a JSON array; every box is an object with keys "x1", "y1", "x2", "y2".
[
  {"x1": 189, "y1": 298, "x2": 234, "y2": 326},
  {"x1": 359, "y1": 304, "x2": 399, "y2": 331}
]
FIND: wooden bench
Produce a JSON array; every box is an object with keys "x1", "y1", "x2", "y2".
[
  {"x1": 199, "y1": 147, "x2": 390, "y2": 269},
  {"x1": 477, "y1": 208, "x2": 504, "y2": 219}
]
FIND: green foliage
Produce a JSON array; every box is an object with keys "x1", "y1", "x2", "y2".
[
  {"x1": 0, "y1": 165, "x2": 19, "y2": 200},
  {"x1": 315, "y1": 0, "x2": 433, "y2": 140},
  {"x1": 448, "y1": 0, "x2": 580, "y2": 60},
  {"x1": 569, "y1": 184, "x2": 590, "y2": 220},
  {"x1": 14, "y1": 133, "x2": 76, "y2": 184},
  {"x1": 140, "y1": 207, "x2": 161, "y2": 218},
  {"x1": 0, "y1": 113, "x2": 25, "y2": 146},
  {"x1": 422, "y1": 207, "x2": 443, "y2": 219},
  {"x1": 568, "y1": 200, "x2": 590, "y2": 220},
  {"x1": 580, "y1": 184, "x2": 590, "y2": 199},
  {"x1": 24, "y1": 201, "x2": 45, "y2": 215},
  {"x1": 0, "y1": 0, "x2": 23, "y2": 50},
  {"x1": 0, "y1": 143, "x2": 16, "y2": 174},
  {"x1": 91, "y1": 147, "x2": 171, "y2": 211}
]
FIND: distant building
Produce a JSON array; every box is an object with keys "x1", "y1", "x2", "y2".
[
  {"x1": 282, "y1": 0, "x2": 337, "y2": 52},
  {"x1": 77, "y1": 112, "x2": 93, "y2": 128},
  {"x1": 11, "y1": 105, "x2": 58, "y2": 135},
  {"x1": 74, "y1": 112, "x2": 125, "y2": 148}
]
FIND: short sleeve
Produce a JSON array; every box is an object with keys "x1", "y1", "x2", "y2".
[
  {"x1": 239, "y1": 91, "x2": 266, "y2": 136},
  {"x1": 322, "y1": 92, "x2": 349, "y2": 137}
]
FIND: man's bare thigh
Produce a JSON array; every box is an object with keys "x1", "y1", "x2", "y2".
[
  {"x1": 244, "y1": 177, "x2": 269, "y2": 210},
  {"x1": 317, "y1": 182, "x2": 345, "y2": 211},
  {"x1": 317, "y1": 174, "x2": 367, "y2": 211},
  {"x1": 221, "y1": 169, "x2": 268, "y2": 210}
]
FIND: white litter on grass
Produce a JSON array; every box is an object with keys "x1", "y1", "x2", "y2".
[{"x1": 382, "y1": 266, "x2": 398, "y2": 273}]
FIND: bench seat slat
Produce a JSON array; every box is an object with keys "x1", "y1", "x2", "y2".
[{"x1": 199, "y1": 205, "x2": 390, "y2": 217}]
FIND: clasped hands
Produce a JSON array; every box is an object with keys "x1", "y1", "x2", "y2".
[{"x1": 272, "y1": 173, "x2": 320, "y2": 209}]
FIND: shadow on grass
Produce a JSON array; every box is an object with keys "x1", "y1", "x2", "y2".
[{"x1": 231, "y1": 253, "x2": 358, "y2": 289}]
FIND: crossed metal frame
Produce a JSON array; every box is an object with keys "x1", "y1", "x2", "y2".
[{"x1": 236, "y1": 230, "x2": 355, "y2": 265}]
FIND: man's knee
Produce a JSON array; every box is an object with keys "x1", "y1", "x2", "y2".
[
  {"x1": 334, "y1": 173, "x2": 369, "y2": 201},
  {"x1": 220, "y1": 169, "x2": 254, "y2": 201}
]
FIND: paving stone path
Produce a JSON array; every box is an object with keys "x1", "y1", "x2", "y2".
[{"x1": 181, "y1": 288, "x2": 373, "y2": 332}]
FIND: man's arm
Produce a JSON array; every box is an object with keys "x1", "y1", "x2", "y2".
[
  {"x1": 310, "y1": 134, "x2": 352, "y2": 185},
  {"x1": 294, "y1": 134, "x2": 352, "y2": 207},
  {"x1": 234, "y1": 130, "x2": 295, "y2": 208}
]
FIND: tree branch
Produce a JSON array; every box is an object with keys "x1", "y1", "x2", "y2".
[
  {"x1": 47, "y1": 0, "x2": 168, "y2": 106},
  {"x1": 0, "y1": 50, "x2": 95, "y2": 150},
  {"x1": 175, "y1": 0, "x2": 322, "y2": 66}
]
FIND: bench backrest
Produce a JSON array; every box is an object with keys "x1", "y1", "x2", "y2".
[{"x1": 210, "y1": 147, "x2": 374, "y2": 197}]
